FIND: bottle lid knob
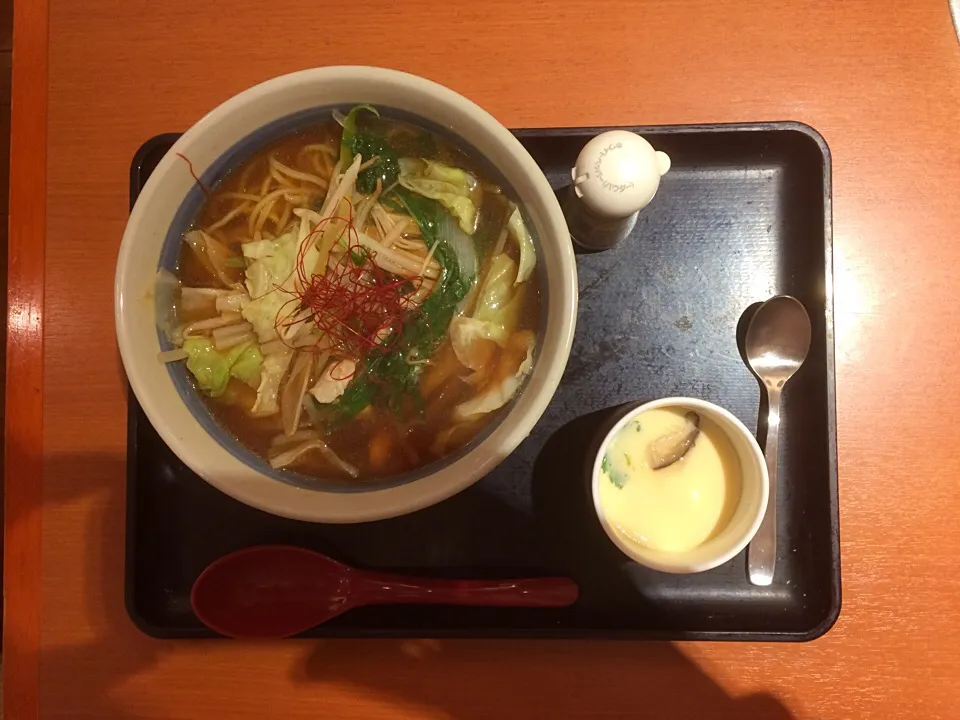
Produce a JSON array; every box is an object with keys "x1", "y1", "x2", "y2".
[{"x1": 571, "y1": 130, "x2": 671, "y2": 219}]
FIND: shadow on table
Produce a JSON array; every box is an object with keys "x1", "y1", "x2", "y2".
[
  {"x1": 30, "y1": 411, "x2": 794, "y2": 720},
  {"x1": 293, "y1": 640, "x2": 793, "y2": 720},
  {"x1": 31, "y1": 452, "x2": 162, "y2": 719}
]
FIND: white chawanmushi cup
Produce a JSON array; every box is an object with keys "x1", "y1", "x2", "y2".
[{"x1": 590, "y1": 397, "x2": 769, "y2": 574}]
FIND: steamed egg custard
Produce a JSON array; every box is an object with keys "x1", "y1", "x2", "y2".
[{"x1": 598, "y1": 407, "x2": 742, "y2": 553}]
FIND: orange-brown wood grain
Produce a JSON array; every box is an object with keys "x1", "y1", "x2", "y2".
[
  {"x1": 6, "y1": 0, "x2": 960, "y2": 717},
  {"x1": 5, "y1": 0, "x2": 47, "y2": 718}
]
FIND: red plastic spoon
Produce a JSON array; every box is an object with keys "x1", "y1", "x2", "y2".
[{"x1": 190, "y1": 545, "x2": 580, "y2": 638}]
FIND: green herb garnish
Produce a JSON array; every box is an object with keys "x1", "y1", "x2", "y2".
[
  {"x1": 349, "y1": 248, "x2": 368, "y2": 266},
  {"x1": 602, "y1": 454, "x2": 628, "y2": 489}
]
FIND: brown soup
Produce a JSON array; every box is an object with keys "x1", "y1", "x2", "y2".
[{"x1": 169, "y1": 108, "x2": 540, "y2": 481}]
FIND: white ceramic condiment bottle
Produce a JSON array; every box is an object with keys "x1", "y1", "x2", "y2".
[{"x1": 562, "y1": 130, "x2": 671, "y2": 251}]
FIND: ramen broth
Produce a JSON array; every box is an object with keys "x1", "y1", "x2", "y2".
[{"x1": 165, "y1": 109, "x2": 541, "y2": 480}]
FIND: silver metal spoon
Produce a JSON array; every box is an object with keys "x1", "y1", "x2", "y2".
[{"x1": 744, "y1": 295, "x2": 812, "y2": 586}]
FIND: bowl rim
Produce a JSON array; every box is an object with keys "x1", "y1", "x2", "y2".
[
  {"x1": 115, "y1": 65, "x2": 578, "y2": 523},
  {"x1": 590, "y1": 396, "x2": 770, "y2": 573}
]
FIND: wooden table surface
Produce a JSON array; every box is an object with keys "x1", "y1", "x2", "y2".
[{"x1": 7, "y1": 0, "x2": 960, "y2": 717}]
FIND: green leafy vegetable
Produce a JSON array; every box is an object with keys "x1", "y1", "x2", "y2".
[
  {"x1": 394, "y1": 188, "x2": 472, "y2": 353},
  {"x1": 353, "y1": 133, "x2": 399, "y2": 194},
  {"x1": 380, "y1": 193, "x2": 405, "y2": 213},
  {"x1": 436, "y1": 212, "x2": 478, "y2": 285},
  {"x1": 183, "y1": 338, "x2": 262, "y2": 397},
  {"x1": 339, "y1": 105, "x2": 400, "y2": 194},
  {"x1": 376, "y1": 351, "x2": 423, "y2": 414},
  {"x1": 339, "y1": 104, "x2": 378, "y2": 170},
  {"x1": 331, "y1": 189, "x2": 471, "y2": 423},
  {"x1": 327, "y1": 370, "x2": 375, "y2": 421},
  {"x1": 326, "y1": 351, "x2": 420, "y2": 427}
]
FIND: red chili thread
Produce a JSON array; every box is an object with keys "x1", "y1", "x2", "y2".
[
  {"x1": 271, "y1": 206, "x2": 421, "y2": 366},
  {"x1": 175, "y1": 152, "x2": 212, "y2": 198}
]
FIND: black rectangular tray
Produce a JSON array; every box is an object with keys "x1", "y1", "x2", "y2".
[{"x1": 126, "y1": 123, "x2": 840, "y2": 641}]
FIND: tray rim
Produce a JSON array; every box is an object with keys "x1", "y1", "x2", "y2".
[{"x1": 124, "y1": 121, "x2": 840, "y2": 642}]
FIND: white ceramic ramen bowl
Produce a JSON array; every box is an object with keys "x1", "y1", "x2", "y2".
[
  {"x1": 115, "y1": 66, "x2": 577, "y2": 523},
  {"x1": 590, "y1": 397, "x2": 769, "y2": 573}
]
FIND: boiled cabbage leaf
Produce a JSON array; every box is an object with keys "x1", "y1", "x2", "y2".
[
  {"x1": 475, "y1": 254, "x2": 520, "y2": 324},
  {"x1": 183, "y1": 338, "x2": 262, "y2": 398},
  {"x1": 423, "y1": 160, "x2": 474, "y2": 187},
  {"x1": 251, "y1": 349, "x2": 293, "y2": 417},
  {"x1": 450, "y1": 254, "x2": 525, "y2": 372},
  {"x1": 454, "y1": 330, "x2": 535, "y2": 419},
  {"x1": 230, "y1": 343, "x2": 264, "y2": 387},
  {"x1": 398, "y1": 158, "x2": 479, "y2": 234},
  {"x1": 241, "y1": 232, "x2": 297, "y2": 343},
  {"x1": 507, "y1": 206, "x2": 536, "y2": 284},
  {"x1": 449, "y1": 317, "x2": 502, "y2": 372}
]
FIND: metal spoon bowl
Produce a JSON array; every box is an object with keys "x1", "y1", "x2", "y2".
[{"x1": 743, "y1": 296, "x2": 812, "y2": 586}]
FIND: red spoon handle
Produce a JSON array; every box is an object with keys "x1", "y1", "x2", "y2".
[{"x1": 352, "y1": 573, "x2": 579, "y2": 608}]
